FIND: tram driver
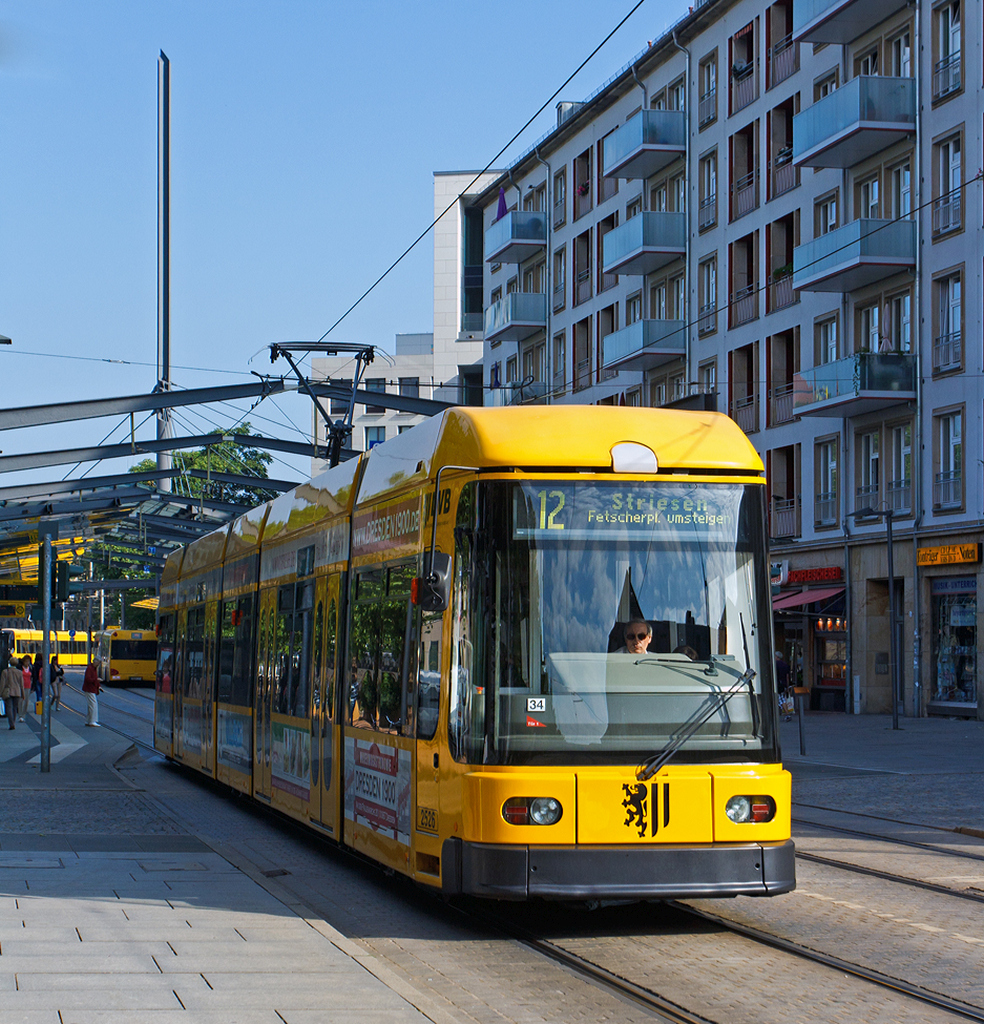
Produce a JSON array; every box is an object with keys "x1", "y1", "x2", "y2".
[{"x1": 616, "y1": 619, "x2": 652, "y2": 655}]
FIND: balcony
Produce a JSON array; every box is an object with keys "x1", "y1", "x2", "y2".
[
  {"x1": 730, "y1": 284, "x2": 758, "y2": 327},
  {"x1": 933, "y1": 471, "x2": 961, "y2": 510},
  {"x1": 698, "y1": 89, "x2": 717, "y2": 127},
  {"x1": 771, "y1": 496, "x2": 801, "y2": 539},
  {"x1": 769, "y1": 381, "x2": 796, "y2": 424},
  {"x1": 731, "y1": 63, "x2": 758, "y2": 113},
  {"x1": 731, "y1": 393, "x2": 758, "y2": 433},
  {"x1": 483, "y1": 292, "x2": 547, "y2": 345},
  {"x1": 793, "y1": 0, "x2": 909, "y2": 44},
  {"x1": 602, "y1": 320, "x2": 687, "y2": 372},
  {"x1": 933, "y1": 52, "x2": 961, "y2": 101},
  {"x1": 698, "y1": 195, "x2": 716, "y2": 230},
  {"x1": 769, "y1": 34, "x2": 798, "y2": 87},
  {"x1": 886, "y1": 479, "x2": 911, "y2": 515},
  {"x1": 792, "y1": 219, "x2": 915, "y2": 293},
  {"x1": 574, "y1": 357, "x2": 592, "y2": 393},
  {"x1": 793, "y1": 77, "x2": 915, "y2": 169},
  {"x1": 698, "y1": 303, "x2": 717, "y2": 335},
  {"x1": 731, "y1": 170, "x2": 759, "y2": 219},
  {"x1": 484, "y1": 211, "x2": 547, "y2": 264},
  {"x1": 792, "y1": 352, "x2": 916, "y2": 418},
  {"x1": 603, "y1": 110, "x2": 686, "y2": 180},
  {"x1": 814, "y1": 491, "x2": 838, "y2": 526},
  {"x1": 768, "y1": 273, "x2": 796, "y2": 312},
  {"x1": 933, "y1": 194, "x2": 961, "y2": 235},
  {"x1": 771, "y1": 151, "x2": 798, "y2": 196},
  {"x1": 602, "y1": 212, "x2": 686, "y2": 276}
]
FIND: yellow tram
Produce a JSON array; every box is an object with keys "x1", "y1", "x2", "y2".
[
  {"x1": 155, "y1": 407, "x2": 794, "y2": 900},
  {"x1": 1, "y1": 628, "x2": 91, "y2": 666},
  {"x1": 94, "y1": 629, "x2": 158, "y2": 685}
]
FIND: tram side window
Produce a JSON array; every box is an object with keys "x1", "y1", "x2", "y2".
[
  {"x1": 449, "y1": 483, "x2": 487, "y2": 763},
  {"x1": 349, "y1": 571, "x2": 383, "y2": 730},
  {"x1": 218, "y1": 596, "x2": 255, "y2": 706},
  {"x1": 417, "y1": 611, "x2": 442, "y2": 739},
  {"x1": 157, "y1": 615, "x2": 175, "y2": 694},
  {"x1": 325, "y1": 595, "x2": 337, "y2": 719},
  {"x1": 274, "y1": 582, "x2": 313, "y2": 718},
  {"x1": 186, "y1": 608, "x2": 206, "y2": 700}
]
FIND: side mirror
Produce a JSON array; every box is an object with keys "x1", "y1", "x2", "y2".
[{"x1": 413, "y1": 552, "x2": 452, "y2": 612}]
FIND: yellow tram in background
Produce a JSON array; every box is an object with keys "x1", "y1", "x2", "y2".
[
  {"x1": 155, "y1": 407, "x2": 794, "y2": 901},
  {"x1": 94, "y1": 628, "x2": 158, "y2": 685},
  {"x1": 1, "y1": 628, "x2": 91, "y2": 666}
]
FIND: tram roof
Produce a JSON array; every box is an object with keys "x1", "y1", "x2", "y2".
[{"x1": 357, "y1": 406, "x2": 763, "y2": 504}]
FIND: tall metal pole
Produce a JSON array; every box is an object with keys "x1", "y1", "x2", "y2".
[
  {"x1": 886, "y1": 510, "x2": 899, "y2": 729},
  {"x1": 157, "y1": 50, "x2": 172, "y2": 493},
  {"x1": 40, "y1": 536, "x2": 53, "y2": 772}
]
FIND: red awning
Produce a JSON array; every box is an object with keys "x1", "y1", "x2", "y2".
[{"x1": 772, "y1": 586, "x2": 845, "y2": 611}]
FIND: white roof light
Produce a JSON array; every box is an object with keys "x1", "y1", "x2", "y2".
[{"x1": 611, "y1": 442, "x2": 658, "y2": 474}]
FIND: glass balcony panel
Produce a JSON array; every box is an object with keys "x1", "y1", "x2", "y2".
[
  {"x1": 603, "y1": 110, "x2": 687, "y2": 180},
  {"x1": 793, "y1": 0, "x2": 910, "y2": 44},
  {"x1": 793, "y1": 219, "x2": 915, "y2": 292},
  {"x1": 792, "y1": 352, "x2": 916, "y2": 417},
  {"x1": 601, "y1": 320, "x2": 687, "y2": 372},
  {"x1": 602, "y1": 212, "x2": 686, "y2": 276},
  {"x1": 793, "y1": 77, "x2": 915, "y2": 168},
  {"x1": 483, "y1": 293, "x2": 547, "y2": 345},
  {"x1": 484, "y1": 211, "x2": 547, "y2": 264}
]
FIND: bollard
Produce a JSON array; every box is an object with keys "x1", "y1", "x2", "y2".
[{"x1": 793, "y1": 686, "x2": 809, "y2": 755}]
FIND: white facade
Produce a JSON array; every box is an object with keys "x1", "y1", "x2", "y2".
[{"x1": 465, "y1": 0, "x2": 984, "y2": 718}]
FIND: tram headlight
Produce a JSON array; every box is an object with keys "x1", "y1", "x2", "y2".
[
  {"x1": 529, "y1": 797, "x2": 563, "y2": 826},
  {"x1": 502, "y1": 797, "x2": 564, "y2": 826},
  {"x1": 725, "y1": 795, "x2": 776, "y2": 823}
]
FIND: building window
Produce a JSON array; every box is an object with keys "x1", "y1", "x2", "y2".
[
  {"x1": 553, "y1": 169, "x2": 566, "y2": 229},
  {"x1": 397, "y1": 425, "x2": 412, "y2": 434},
  {"x1": 650, "y1": 378, "x2": 667, "y2": 407},
  {"x1": 731, "y1": 21, "x2": 758, "y2": 114},
  {"x1": 815, "y1": 192, "x2": 837, "y2": 236},
  {"x1": 669, "y1": 77, "x2": 686, "y2": 111},
  {"x1": 399, "y1": 377, "x2": 419, "y2": 399},
  {"x1": 574, "y1": 147, "x2": 593, "y2": 220},
  {"x1": 857, "y1": 303, "x2": 880, "y2": 353},
  {"x1": 933, "y1": 1, "x2": 962, "y2": 100},
  {"x1": 857, "y1": 175, "x2": 880, "y2": 219},
  {"x1": 670, "y1": 275, "x2": 686, "y2": 321},
  {"x1": 698, "y1": 360, "x2": 717, "y2": 394},
  {"x1": 625, "y1": 292, "x2": 642, "y2": 326},
  {"x1": 698, "y1": 257, "x2": 717, "y2": 334},
  {"x1": 814, "y1": 69, "x2": 838, "y2": 101},
  {"x1": 505, "y1": 356, "x2": 518, "y2": 384},
  {"x1": 330, "y1": 380, "x2": 352, "y2": 415},
  {"x1": 890, "y1": 29, "x2": 911, "y2": 77},
  {"x1": 933, "y1": 272, "x2": 962, "y2": 373},
  {"x1": 891, "y1": 161, "x2": 911, "y2": 219},
  {"x1": 626, "y1": 194, "x2": 642, "y2": 220},
  {"x1": 698, "y1": 54, "x2": 717, "y2": 127},
  {"x1": 364, "y1": 426, "x2": 385, "y2": 450},
  {"x1": 934, "y1": 134, "x2": 962, "y2": 234},
  {"x1": 553, "y1": 247, "x2": 566, "y2": 313},
  {"x1": 857, "y1": 430, "x2": 879, "y2": 508},
  {"x1": 651, "y1": 280, "x2": 668, "y2": 320},
  {"x1": 699, "y1": 150, "x2": 717, "y2": 230},
  {"x1": 888, "y1": 423, "x2": 912, "y2": 513},
  {"x1": 816, "y1": 316, "x2": 838, "y2": 364},
  {"x1": 887, "y1": 291, "x2": 912, "y2": 353},
  {"x1": 364, "y1": 378, "x2": 386, "y2": 414},
  {"x1": 855, "y1": 47, "x2": 878, "y2": 77},
  {"x1": 931, "y1": 576, "x2": 977, "y2": 707},
  {"x1": 815, "y1": 438, "x2": 838, "y2": 526},
  {"x1": 934, "y1": 410, "x2": 962, "y2": 509},
  {"x1": 553, "y1": 332, "x2": 566, "y2": 388}
]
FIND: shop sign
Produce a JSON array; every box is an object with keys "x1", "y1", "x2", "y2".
[
  {"x1": 931, "y1": 577, "x2": 977, "y2": 595},
  {"x1": 917, "y1": 543, "x2": 981, "y2": 567},
  {"x1": 770, "y1": 560, "x2": 788, "y2": 592},
  {"x1": 787, "y1": 566, "x2": 842, "y2": 584}
]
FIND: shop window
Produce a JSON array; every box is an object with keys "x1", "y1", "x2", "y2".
[{"x1": 931, "y1": 577, "x2": 976, "y2": 710}]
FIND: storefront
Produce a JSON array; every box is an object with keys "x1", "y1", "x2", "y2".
[{"x1": 928, "y1": 576, "x2": 977, "y2": 716}]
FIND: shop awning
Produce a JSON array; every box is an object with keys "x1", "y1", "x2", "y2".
[{"x1": 772, "y1": 586, "x2": 844, "y2": 611}]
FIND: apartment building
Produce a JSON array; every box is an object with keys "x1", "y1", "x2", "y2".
[
  {"x1": 311, "y1": 171, "x2": 496, "y2": 473},
  {"x1": 469, "y1": 0, "x2": 981, "y2": 719}
]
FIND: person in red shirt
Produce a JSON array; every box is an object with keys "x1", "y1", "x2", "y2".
[{"x1": 82, "y1": 660, "x2": 101, "y2": 727}]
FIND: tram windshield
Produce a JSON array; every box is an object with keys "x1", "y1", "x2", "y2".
[{"x1": 449, "y1": 480, "x2": 778, "y2": 766}]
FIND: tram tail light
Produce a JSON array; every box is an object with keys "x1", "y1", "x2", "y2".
[
  {"x1": 725, "y1": 795, "x2": 776, "y2": 823},
  {"x1": 502, "y1": 797, "x2": 563, "y2": 826}
]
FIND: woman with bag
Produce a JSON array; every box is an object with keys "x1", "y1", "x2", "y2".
[
  {"x1": 49, "y1": 655, "x2": 65, "y2": 711},
  {"x1": 1, "y1": 657, "x2": 26, "y2": 730},
  {"x1": 21, "y1": 655, "x2": 34, "y2": 720},
  {"x1": 82, "y1": 659, "x2": 101, "y2": 727}
]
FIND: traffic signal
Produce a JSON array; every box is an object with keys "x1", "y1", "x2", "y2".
[{"x1": 56, "y1": 562, "x2": 86, "y2": 602}]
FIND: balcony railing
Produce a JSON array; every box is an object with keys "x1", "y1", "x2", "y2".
[
  {"x1": 793, "y1": 219, "x2": 916, "y2": 293},
  {"x1": 769, "y1": 34, "x2": 798, "y2": 87},
  {"x1": 698, "y1": 302, "x2": 717, "y2": 335},
  {"x1": 484, "y1": 211, "x2": 547, "y2": 264},
  {"x1": 698, "y1": 195, "x2": 716, "y2": 230},
  {"x1": 603, "y1": 109, "x2": 687, "y2": 180},
  {"x1": 698, "y1": 88, "x2": 717, "y2": 127},
  {"x1": 553, "y1": 195, "x2": 566, "y2": 229},
  {"x1": 886, "y1": 478, "x2": 911, "y2": 514},
  {"x1": 771, "y1": 152, "x2": 798, "y2": 196},
  {"x1": 461, "y1": 312, "x2": 483, "y2": 332},
  {"x1": 574, "y1": 357, "x2": 592, "y2": 393},
  {"x1": 793, "y1": 76, "x2": 916, "y2": 168},
  {"x1": 933, "y1": 52, "x2": 961, "y2": 100},
  {"x1": 792, "y1": 351, "x2": 916, "y2": 417},
  {"x1": 731, "y1": 63, "x2": 758, "y2": 113},
  {"x1": 730, "y1": 284, "x2": 758, "y2": 327},
  {"x1": 933, "y1": 194, "x2": 961, "y2": 234},
  {"x1": 552, "y1": 280, "x2": 566, "y2": 312},
  {"x1": 602, "y1": 319, "x2": 687, "y2": 372},
  {"x1": 933, "y1": 331, "x2": 962, "y2": 373},
  {"x1": 731, "y1": 393, "x2": 758, "y2": 433},
  {"x1": 574, "y1": 185, "x2": 593, "y2": 220},
  {"x1": 771, "y1": 497, "x2": 801, "y2": 539},
  {"x1": 575, "y1": 268, "x2": 592, "y2": 305},
  {"x1": 602, "y1": 211, "x2": 686, "y2": 276},
  {"x1": 732, "y1": 170, "x2": 758, "y2": 219},
  {"x1": 793, "y1": 0, "x2": 910, "y2": 45},
  {"x1": 814, "y1": 491, "x2": 838, "y2": 526},
  {"x1": 934, "y1": 470, "x2": 961, "y2": 509},
  {"x1": 483, "y1": 292, "x2": 548, "y2": 345},
  {"x1": 855, "y1": 483, "x2": 879, "y2": 509},
  {"x1": 769, "y1": 381, "x2": 795, "y2": 424},
  {"x1": 769, "y1": 274, "x2": 795, "y2": 312}
]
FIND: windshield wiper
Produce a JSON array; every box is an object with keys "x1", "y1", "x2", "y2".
[{"x1": 636, "y1": 613, "x2": 756, "y2": 781}]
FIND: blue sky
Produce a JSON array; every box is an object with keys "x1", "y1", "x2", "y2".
[{"x1": 0, "y1": 0, "x2": 687, "y2": 484}]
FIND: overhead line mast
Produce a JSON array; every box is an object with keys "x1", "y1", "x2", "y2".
[{"x1": 157, "y1": 50, "x2": 172, "y2": 494}]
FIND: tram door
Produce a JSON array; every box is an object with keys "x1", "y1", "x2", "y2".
[
  {"x1": 253, "y1": 589, "x2": 276, "y2": 800},
  {"x1": 311, "y1": 576, "x2": 341, "y2": 832},
  {"x1": 201, "y1": 601, "x2": 218, "y2": 774},
  {"x1": 413, "y1": 609, "x2": 445, "y2": 876},
  {"x1": 173, "y1": 610, "x2": 188, "y2": 761}
]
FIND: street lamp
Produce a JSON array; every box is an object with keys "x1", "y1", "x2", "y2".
[{"x1": 849, "y1": 506, "x2": 900, "y2": 729}]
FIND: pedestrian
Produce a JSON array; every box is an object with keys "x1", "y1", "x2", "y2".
[
  {"x1": 49, "y1": 655, "x2": 65, "y2": 711},
  {"x1": 82, "y1": 659, "x2": 101, "y2": 727},
  {"x1": 1, "y1": 657, "x2": 25, "y2": 730},
  {"x1": 20, "y1": 655, "x2": 33, "y2": 720},
  {"x1": 30, "y1": 655, "x2": 42, "y2": 704}
]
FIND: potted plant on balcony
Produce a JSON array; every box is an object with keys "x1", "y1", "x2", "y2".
[
  {"x1": 577, "y1": 182, "x2": 590, "y2": 197},
  {"x1": 772, "y1": 263, "x2": 793, "y2": 281}
]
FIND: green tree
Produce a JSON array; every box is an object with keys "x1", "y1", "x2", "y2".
[{"x1": 128, "y1": 422, "x2": 277, "y2": 507}]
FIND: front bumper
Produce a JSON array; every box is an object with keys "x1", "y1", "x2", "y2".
[{"x1": 442, "y1": 838, "x2": 796, "y2": 901}]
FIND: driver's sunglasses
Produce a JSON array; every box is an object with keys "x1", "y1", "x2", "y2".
[{"x1": 625, "y1": 632, "x2": 649, "y2": 641}]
